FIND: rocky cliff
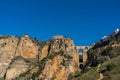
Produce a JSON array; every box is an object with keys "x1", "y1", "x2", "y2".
[
  {"x1": 0, "y1": 35, "x2": 79, "y2": 80},
  {"x1": 1, "y1": 29, "x2": 119, "y2": 80}
]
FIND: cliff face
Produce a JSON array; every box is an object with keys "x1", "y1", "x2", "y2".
[
  {"x1": 37, "y1": 37, "x2": 79, "y2": 80},
  {"x1": 15, "y1": 35, "x2": 39, "y2": 59},
  {"x1": 0, "y1": 36, "x2": 19, "y2": 78},
  {"x1": 0, "y1": 35, "x2": 39, "y2": 80},
  {"x1": 1, "y1": 30, "x2": 119, "y2": 80},
  {"x1": 0, "y1": 35, "x2": 79, "y2": 80}
]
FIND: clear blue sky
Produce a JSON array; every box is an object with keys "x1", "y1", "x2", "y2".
[{"x1": 0, "y1": 0, "x2": 120, "y2": 46}]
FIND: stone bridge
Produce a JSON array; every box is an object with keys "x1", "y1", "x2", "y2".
[{"x1": 75, "y1": 46, "x2": 92, "y2": 68}]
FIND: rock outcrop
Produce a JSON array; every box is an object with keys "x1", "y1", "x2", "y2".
[
  {"x1": 39, "y1": 45, "x2": 49, "y2": 60},
  {"x1": 0, "y1": 36, "x2": 19, "y2": 78},
  {"x1": 6, "y1": 57, "x2": 33, "y2": 80},
  {"x1": 37, "y1": 37, "x2": 79, "y2": 80},
  {"x1": 0, "y1": 35, "x2": 79, "y2": 80},
  {"x1": 0, "y1": 35, "x2": 39, "y2": 79},
  {"x1": 16, "y1": 35, "x2": 39, "y2": 59}
]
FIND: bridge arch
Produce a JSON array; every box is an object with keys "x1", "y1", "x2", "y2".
[
  {"x1": 84, "y1": 47, "x2": 89, "y2": 51},
  {"x1": 78, "y1": 49, "x2": 83, "y2": 54},
  {"x1": 75, "y1": 46, "x2": 92, "y2": 65},
  {"x1": 80, "y1": 64, "x2": 84, "y2": 69}
]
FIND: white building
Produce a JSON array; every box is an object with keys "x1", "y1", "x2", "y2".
[
  {"x1": 101, "y1": 36, "x2": 110, "y2": 43},
  {"x1": 115, "y1": 28, "x2": 120, "y2": 35}
]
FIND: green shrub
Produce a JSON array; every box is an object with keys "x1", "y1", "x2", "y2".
[
  {"x1": 68, "y1": 73, "x2": 74, "y2": 80},
  {"x1": 31, "y1": 72, "x2": 37, "y2": 80},
  {"x1": 74, "y1": 70, "x2": 81, "y2": 78},
  {"x1": 106, "y1": 63, "x2": 117, "y2": 71},
  {"x1": 0, "y1": 77, "x2": 4, "y2": 80},
  {"x1": 61, "y1": 59, "x2": 66, "y2": 66},
  {"x1": 50, "y1": 77, "x2": 55, "y2": 80}
]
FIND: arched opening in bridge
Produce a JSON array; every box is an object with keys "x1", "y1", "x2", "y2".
[
  {"x1": 79, "y1": 55, "x2": 83, "y2": 62},
  {"x1": 79, "y1": 64, "x2": 84, "y2": 69},
  {"x1": 84, "y1": 47, "x2": 88, "y2": 51},
  {"x1": 79, "y1": 50, "x2": 83, "y2": 54}
]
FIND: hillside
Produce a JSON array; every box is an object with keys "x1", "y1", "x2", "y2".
[
  {"x1": 69, "y1": 29, "x2": 120, "y2": 80},
  {"x1": 70, "y1": 55, "x2": 120, "y2": 80},
  {"x1": 0, "y1": 29, "x2": 120, "y2": 80}
]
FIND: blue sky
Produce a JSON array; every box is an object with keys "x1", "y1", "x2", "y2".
[{"x1": 0, "y1": 0, "x2": 120, "y2": 45}]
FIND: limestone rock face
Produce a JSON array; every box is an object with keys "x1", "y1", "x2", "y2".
[
  {"x1": 49, "y1": 37, "x2": 74, "y2": 54},
  {"x1": 39, "y1": 55, "x2": 67, "y2": 80},
  {"x1": 16, "y1": 35, "x2": 39, "y2": 59},
  {"x1": 6, "y1": 57, "x2": 33, "y2": 80},
  {"x1": 0, "y1": 35, "x2": 79, "y2": 80},
  {"x1": 38, "y1": 37, "x2": 79, "y2": 80},
  {"x1": 39, "y1": 45, "x2": 49, "y2": 60},
  {"x1": 0, "y1": 35, "x2": 39, "y2": 79},
  {"x1": 0, "y1": 36, "x2": 19, "y2": 78}
]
